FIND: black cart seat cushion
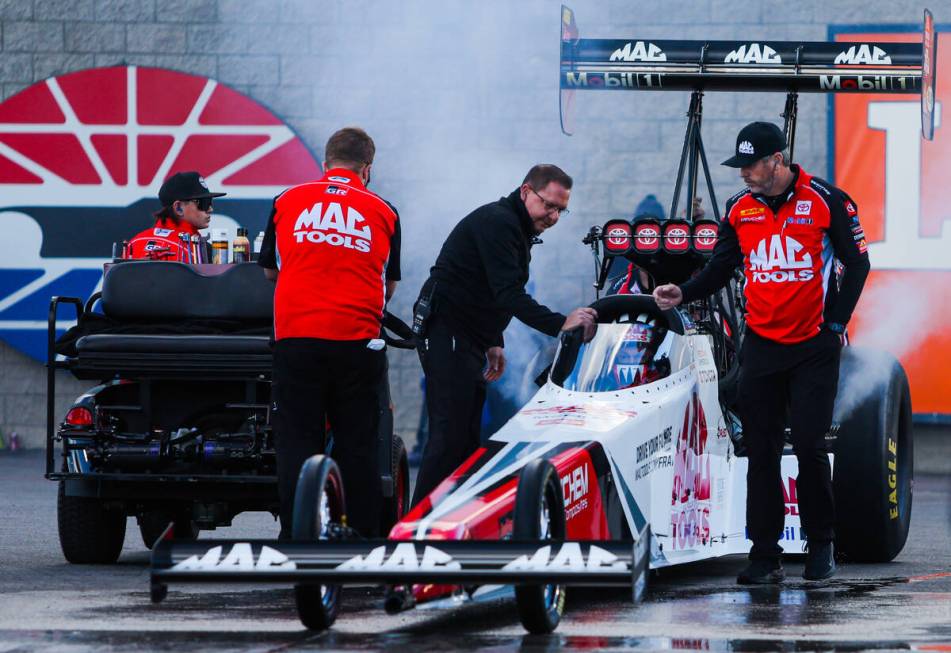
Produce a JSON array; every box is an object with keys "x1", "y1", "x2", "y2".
[
  {"x1": 76, "y1": 334, "x2": 272, "y2": 356},
  {"x1": 101, "y1": 261, "x2": 274, "y2": 321}
]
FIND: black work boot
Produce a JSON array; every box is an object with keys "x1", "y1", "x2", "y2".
[
  {"x1": 803, "y1": 540, "x2": 836, "y2": 581},
  {"x1": 737, "y1": 558, "x2": 786, "y2": 585}
]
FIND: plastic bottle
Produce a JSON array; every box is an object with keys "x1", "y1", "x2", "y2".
[
  {"x1": 232, "y1": 228, "x2": 250, "y2": 263},
  {"x1": 211, "y1": 229, "x2": 229, "y2": 265},
  {"x1": 253, "y1": 231, "x2": 265, "y2": 261}
]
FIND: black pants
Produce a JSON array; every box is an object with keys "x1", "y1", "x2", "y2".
[
  {"x1": 411, "y1": 316, "x2": 487, "y2": 507},
  {"x1": 272, "y1": 338, "x2": 384, "y2": 538},
  {"x1": 738, "y1": 329, "x2": 841, "y2": 560}
]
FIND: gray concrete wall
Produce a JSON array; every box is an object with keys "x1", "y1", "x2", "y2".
[{"x1": 0, "y1": 0, "x2": 934, "y2": 448}]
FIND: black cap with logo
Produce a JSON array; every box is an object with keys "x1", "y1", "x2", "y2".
[
  {"x1": 158, "y1": 171, "x2": 226, "y2": 207},
  {"x1": 721, "y1": 122, "x2": 787, "y2": 168}
]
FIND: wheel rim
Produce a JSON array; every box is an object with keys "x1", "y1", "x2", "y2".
[{"x1": 316, "y1": 471, "x2": 342, "y2": 609}]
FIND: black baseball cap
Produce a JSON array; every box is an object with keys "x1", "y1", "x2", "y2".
[
  {"x1": 158, "y1": 171, "x2": 226, "y2": 207},
  {"x1": 721, "y1": 122, "x2": 787, "y2": 168}
]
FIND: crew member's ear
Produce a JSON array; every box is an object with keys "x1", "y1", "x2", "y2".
[
  {"x1": 362, "y1": 163, "x2": 372, "y2": 186},
  {"x1": 519, "y1": 183, "x2": 531, "y2": 202},
  {"x1": 175, "y1": 201, "x2": 184, "y2": 215}
]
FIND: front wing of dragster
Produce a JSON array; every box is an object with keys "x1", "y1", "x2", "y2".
[{"x1": 150, "y1": 535, "x2": 650, "y2": 603}]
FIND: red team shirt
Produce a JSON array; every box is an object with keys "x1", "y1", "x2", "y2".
[
  {"x1": 682, "y1": 166, "x2": 869, "y2": 344},
  {"x1": 127, "y1": 217, "x2": 200, "y2": 260},
  {"x1": 260, "y1": 168, "x2": 400, "y2": 341}
]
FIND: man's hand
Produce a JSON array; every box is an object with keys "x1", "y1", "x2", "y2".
[
  {"x1": 653, "y1": 284, "x2": 683, "y2": 311},
  {"x1": 484, "y1": 346, "x2": 505, "y2": 382},
  {"x1": 562, "y1": 307, "x2": 598, "y2": 342}
]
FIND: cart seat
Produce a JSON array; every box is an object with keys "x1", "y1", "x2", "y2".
[{"x1": 76, "y1": 334, "x2": 271, "y2": 355}]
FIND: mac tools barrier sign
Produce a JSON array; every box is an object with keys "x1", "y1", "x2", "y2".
[
  {"x1": 831, "y1": 26, "x2": 949, "y2": 418},
  {"x1": 0, "y1": 66, "x2": 321, "y2": 361}
]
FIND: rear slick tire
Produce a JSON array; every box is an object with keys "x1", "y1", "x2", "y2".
[
  {"x1": 292, "y1": 455, "x2": 346, "y2": 631},
  {"x1": 512, "y1": 458, "x2": 567, "y2": 634},
  {"x1": 832, "y1": 347, "x2": 913, "y2": 562}
]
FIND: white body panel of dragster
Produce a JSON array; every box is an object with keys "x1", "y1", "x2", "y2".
[{"x1": 491, "y1": 327, "x2": 817, "y2": 567}]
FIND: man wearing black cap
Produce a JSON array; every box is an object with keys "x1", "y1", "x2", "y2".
[
  {"x1": 127, "y1": 171, "x2": 225, "y2": 260},
  {"x1": 653, "y1": 121, "x2": 871, "y2": 584}
]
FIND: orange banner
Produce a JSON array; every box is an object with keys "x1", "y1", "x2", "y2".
[{"x1": 832, "y1": 27, "x2": 950, "y2": 416}]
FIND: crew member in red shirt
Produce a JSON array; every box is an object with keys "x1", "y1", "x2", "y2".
[
  {"x1": 127, "y1": 171, "x2": 224, "y2": 260},
  {"x1": 258, "y1": 127, "x2": 400, "y2": 538},
  {"x1": 653, "y1": 122, "x2": 870, "y2": 584}
]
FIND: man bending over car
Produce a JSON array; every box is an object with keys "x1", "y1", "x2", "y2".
[{"x1": 653, "y1": 122, "x2": 870, "y2": 584}]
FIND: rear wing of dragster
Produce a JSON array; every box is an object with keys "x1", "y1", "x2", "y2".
[
  {"x1": 150, "y1": 534, "x2": 650, "y2": 603},
  {"x1": 559, "y1": 6, "x2": 937, "y2": 139},
  {"x1": 561, "y1": 5, "x2": 938, "y2": 296}
]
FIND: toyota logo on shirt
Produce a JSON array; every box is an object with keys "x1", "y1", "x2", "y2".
[{"x1": 0, "y1": 66, "x2": 322, "y2": 361}]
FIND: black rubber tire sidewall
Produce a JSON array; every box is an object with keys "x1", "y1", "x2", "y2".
[
  {"x1": 512, "y1": 458, "x2": 567, "y2": 634},
  {"x1": 832, "y1": 347, "x2": 914, "y2": 562},
  {"x1": 292, "y1": 455, "x2": 345, "y2": 631},
  {"x1": 57, "y1": 480, "x2": 126, "y2": 564}
]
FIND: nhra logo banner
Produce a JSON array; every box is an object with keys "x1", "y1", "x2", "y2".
[
  {"x1": 0, "y1": 66, "x2": 321, "y2": 361},
  {"x1": 831, "y1": 25, "x2": 949, "y2": 417}
]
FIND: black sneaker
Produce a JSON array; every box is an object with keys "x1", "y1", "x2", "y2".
[
  {"x1": 737, "y1": 559, "x2": 786, "y2": 585},
  {"x1": 803, "y1": 541, "x2": 836, "y2": 581}
]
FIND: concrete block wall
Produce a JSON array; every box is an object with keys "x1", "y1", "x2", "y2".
[{"x1": 0, "y1": 0, "x2": 933, "y2": 448}]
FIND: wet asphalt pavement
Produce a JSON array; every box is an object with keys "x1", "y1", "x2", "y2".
[{"x1": 1, "y1": 450, "x2": 949, "y2": 652}]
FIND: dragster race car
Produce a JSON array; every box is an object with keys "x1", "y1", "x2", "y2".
[{"x1": 149, "y1": 7, "x2": 929, "y2": 635}]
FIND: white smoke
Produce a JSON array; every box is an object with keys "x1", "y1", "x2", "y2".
[{"x1": 834, "y1": 275, "x2": 930, "y2": 422}]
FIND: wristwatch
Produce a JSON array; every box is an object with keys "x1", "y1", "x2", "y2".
[{"x1": 825, "y1": 322, "x2": 846, "y2": 334}]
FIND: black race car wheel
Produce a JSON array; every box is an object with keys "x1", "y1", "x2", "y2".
[
  {"x1": 513, "y1": 458, "x2": 567, "y2": 634},
  {"x1": 833, "y1": 347, "x2": 914, "y2": 562},
  {"x1": 292, "y1": 455, "x2": 346, "y2": 631},
  {"x1": 379, "y1": 435, "x2": 410, "y2": 536},
  {"x1": 139, "y1": 509, "x2": 199, "y2": 549},
  {"x1": 57, "y1": 480, "x2": 126, "y2": 564}
]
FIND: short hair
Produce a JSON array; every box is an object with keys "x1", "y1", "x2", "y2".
[
  {"x1": 325, "y1": 127, "x2": 375, "y2": 170},
  {"x1": 523, "y1": 164, "x2": 573, "y2": 191}
]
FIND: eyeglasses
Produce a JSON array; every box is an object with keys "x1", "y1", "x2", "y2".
[{"x1": 530, "y1": 188, "x2": 570, "y2": 217}]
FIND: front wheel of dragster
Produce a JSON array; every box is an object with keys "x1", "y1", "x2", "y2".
[
  {"x1": 513, "y1": 458, "x2": 567, "y2": 634},
  {"x1": 292, "y1": 455, "x2": 346, "y2": 631},
  {"x1": 832, "y1": 347, "x2": 913, "y2": 562}
]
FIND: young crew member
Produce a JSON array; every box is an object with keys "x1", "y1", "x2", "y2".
[{"x1": 127, "y1": 171, "x2": 224, "y2": 260}]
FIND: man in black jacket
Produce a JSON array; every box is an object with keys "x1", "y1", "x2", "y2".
[{"x1": 411, "y1": 164, "x2": 597, "y2": 507}]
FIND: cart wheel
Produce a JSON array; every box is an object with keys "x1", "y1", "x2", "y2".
[
  {"x1": 292, "y1": 455, "x2": 346, "y2": 631},
  {"x1": 513, "y1": 458, "x2": 567, "y2": 634},
  {"x1": 139, "y1": 509, "x2": 199, "y2": 549},
  {"x1": 57, "y1": 480, "x2": 126, "y2": 564},
  {"x1": 833, "y1": 347, "x2": 913, "y2": 562},
  {"x1": 380, "y1": 435, "x2": 410, "y2": 536}
]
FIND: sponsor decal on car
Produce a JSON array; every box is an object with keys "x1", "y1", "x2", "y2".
[
  {"x1": 834, "y1": 44, "x2": 891, "y2": 65},
  {"x1": 336, "y1": 543, "x2": 461, "y2": 571},
  {"x1": 502, "y1": 543, "x2": 627, "y2": 572},
  {"x1": 670, "y1": 392, "x2": 712, "y2": 549},
  {"x1": 561, "y1": 463, "x2": 590, "y2": 520},
  {"x1": 887, "y1": 437, "x2": 899, "y2": 519},
  {"x1": 723, "y1": 43, "x2": 782, "y2": 64},
  {"x1": 564, "y1": 71, "x2": 664, "y2": 89},
  {"x1": 782, "y1": 476, "x2": 799, "y2": 516},
  {"x1": 609, "y1": 41, "x2": 667, "y2": 62},
  {"x1": 171, "y1": 543, "x2": 296, "y2": 571}
]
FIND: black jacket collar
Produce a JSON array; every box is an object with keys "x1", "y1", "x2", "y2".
[{"x1": 504, "y1": 189, "x2": 537, "y2": 242}]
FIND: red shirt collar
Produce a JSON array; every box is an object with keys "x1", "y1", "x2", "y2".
[
  {"x1": 322, "y1": 167, "x2": 366, "y2": 190},
  {"x1": 154, "y1": 216, "x2": 200, "y2": 236}
]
